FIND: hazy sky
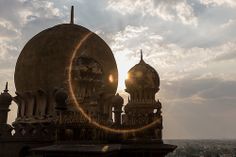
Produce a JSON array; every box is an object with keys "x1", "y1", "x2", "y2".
[{"x1": 1, "y1": 0, "x2": 236, "y2": 139}]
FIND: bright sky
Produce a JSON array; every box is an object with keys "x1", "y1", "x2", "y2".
[{"x1": 1, "y1": 0, "x2": 236, "y2": 139}]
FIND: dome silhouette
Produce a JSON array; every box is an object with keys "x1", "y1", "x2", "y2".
[
  {"x1": 125, "y1": 50, "x2": 160, "y2": 93},
  {"x1": 14, "y1": 23, "x2": 118, "y2": 94}
]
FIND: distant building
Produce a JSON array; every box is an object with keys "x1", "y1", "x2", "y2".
[{"x1": 0, "y1": 6, "x2": 176, "y2": 157}]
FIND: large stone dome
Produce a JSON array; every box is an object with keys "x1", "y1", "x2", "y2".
[
  {"x1": 125, "y1": 51, "x2": 160, "y2": 92},
  {"x1": 14, "y1": 23, "x2": 118, "y2": 94}
]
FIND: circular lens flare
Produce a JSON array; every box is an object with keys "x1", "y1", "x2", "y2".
[{"x1": 67, "y1": 32, "x2": 162, "y2": 134}]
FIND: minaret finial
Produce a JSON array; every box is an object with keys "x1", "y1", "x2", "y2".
[
  {"x1": 70, "y1": 6, "x2": 74, "y2": 24},
  {"x1": 140, "y1": 49, "x2": 143, "y2": 61},
  {"x1": 4, "y1": 82, "x2": 8, "y2": 93}
]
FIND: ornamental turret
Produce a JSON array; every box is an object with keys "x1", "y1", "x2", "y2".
[
  {"x1": 0, "y1": 82, "x2": 13, "y2": 137},
  {"x1": 124, "y1": 50, "x2": 162, "y2": 139},
  {"x1": 124, "y1": 50, "x2": 160, "y2": 114}
]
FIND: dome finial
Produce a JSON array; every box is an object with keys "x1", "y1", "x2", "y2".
[
  {"x1": 140, "y1": 49, "x2": 143, "y2": 61},
  {"x1": 70, "y1": 6, "x2": 74, "y2": 24},
  {"x1": 4, "y1": 82, "x2": 8, "y2": 93}
]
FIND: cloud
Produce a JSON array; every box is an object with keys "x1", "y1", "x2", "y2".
[
  {"x1": 220, "y1": 19, "x2": 236, "y2": 28},
  {"x1": 198, "y1": 80, "x2": 236, "y2": 99},
  {"x1": 214, "y1": 51, "x2": 236, "y2": 62},
  {"x1": 106, "y1": 0, "x2": 198, "y2": 26},
  {"x1": 0, "y1": 0, "x2": 64, "y2": 82},
  {"x1": 200, "y1": 0, "x2": 236, "y2": 8},
  {"x1": 111, "y1": 25, "x2": 149, "y2": 53},
  {"x1": 163, "y1": 95, "x2": 236, "y2": 139},
  {"x1": 161, "y1": 76, "x2": 236, "y2": 139},
  {"x1": 111, "y1": 24, "x2": 236, "y2": 84},
  {"x1": 19, "y1": 0, "x2": 61, "y2": 25},
  {"x1": 160, "y1": 76, "x2": 236, "y2": 100},
  {"x1": 212, "y1": 42, "x2": 236, "y2": 61},
  {"x1": 175, "y1": 1, "x2": 198, "y2": 26},
  {"x1": 0, "y1": 18, "x2": 20, "y2": 40}
]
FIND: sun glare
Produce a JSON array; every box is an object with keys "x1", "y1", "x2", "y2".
[
  {"x1": 114, "y1": 50, "x2": 137, "y2": 91},
  {"x1": 125, "y1": 73, "x2": 129, "y2": 80},
  {"x1": 109, "y1": 74, "x2": 114, "y2": 83}
]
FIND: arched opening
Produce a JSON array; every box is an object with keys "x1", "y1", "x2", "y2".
[
  {"x1": 8, "y1": 101, "x2": 17, "y2": 125},
  {"x1": 153, "y1": 109, "x2": 157, "y2": 114},
  {"x1": 112, "y1": 107, "x2": 115, "y2": 122},
  {"x1": 65, "y1": 128, "x2": 74, "y2": 141}
]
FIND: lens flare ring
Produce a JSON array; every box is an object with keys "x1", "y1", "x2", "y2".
[{"x1": 67, "y1": 32, "x2": 161, "y2": 134}]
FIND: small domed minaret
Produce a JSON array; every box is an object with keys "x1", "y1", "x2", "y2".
[
  {"x1": 0, "y1": 82, "x2": 13, "y2": 137},
  {"x1": 124, "y1": 50, "x2": 162, "y2": 139}
]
